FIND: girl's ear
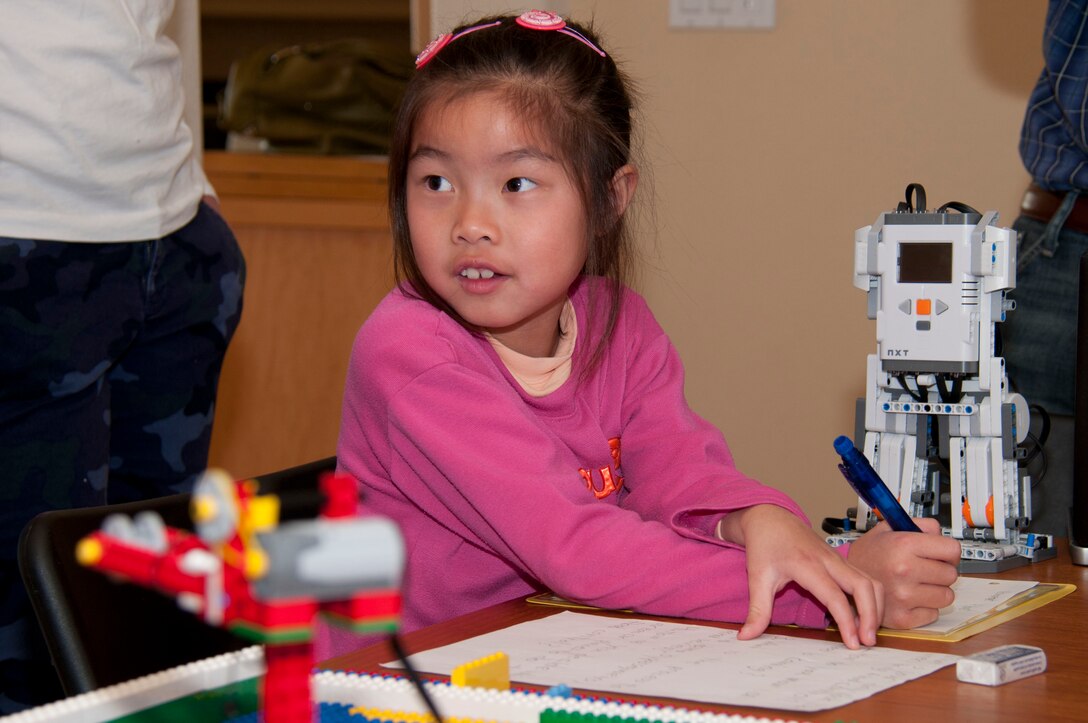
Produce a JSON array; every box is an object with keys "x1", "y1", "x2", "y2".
[{"x1": 609, "y1": 164, "x2": 639, "y2": 217}]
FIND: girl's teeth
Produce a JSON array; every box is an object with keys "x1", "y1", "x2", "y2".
[{"x1": 462, "y1": 268, "x2": 495, "y2": 279}]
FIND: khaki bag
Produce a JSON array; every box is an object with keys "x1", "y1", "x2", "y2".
[{"x1": 219, "y1": 39, "x2": 414, "y2": 155}]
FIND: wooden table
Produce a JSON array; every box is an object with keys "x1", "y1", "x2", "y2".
[{"x1": 324, "y1": 542, "x2": 1088, "y2": 723}]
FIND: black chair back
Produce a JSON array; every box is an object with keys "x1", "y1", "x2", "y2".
[{"x1": 17, "y1": 457, "x2": 337, "y2": 694}]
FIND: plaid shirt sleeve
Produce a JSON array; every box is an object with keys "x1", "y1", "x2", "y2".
[{"x1": 1019, "y1": 0, "x2": 1088, "y2": 192}]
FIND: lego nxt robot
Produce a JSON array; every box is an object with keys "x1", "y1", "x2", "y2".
[{"x1": 839, "y1": 183, "x2": 1054, "y2": 571}]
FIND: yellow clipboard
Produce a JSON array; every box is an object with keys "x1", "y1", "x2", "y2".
[
  {"x1": 527, "y1": 582, "x2": 1078, "y2": 643},
  {"x1": 875, "y1": 582, "x2": 1077, "y2": 642},
  {"x1": 526, "y1": 592, "x2": 630, "y2": 613}
]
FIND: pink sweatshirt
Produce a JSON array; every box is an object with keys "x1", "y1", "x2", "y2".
[{"x1": 337, "y1": 278, "x2": 831, "y2": 632}]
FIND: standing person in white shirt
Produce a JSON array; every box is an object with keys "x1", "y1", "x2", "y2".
[{"x1": 0, "y1": 1, "x2": 245, "y2": 709}]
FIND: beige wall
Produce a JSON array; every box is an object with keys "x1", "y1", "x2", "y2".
[
  {"x1": 553, "y1": 0, "x2": 1045, "y2": 521},
  {"x1": 423, "y1": 0, "x2": 1047, "y2": 522}
]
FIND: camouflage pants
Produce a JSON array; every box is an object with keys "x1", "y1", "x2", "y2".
[{"x1": 0, "y1": 202, "x2": 245, "y2": 710}]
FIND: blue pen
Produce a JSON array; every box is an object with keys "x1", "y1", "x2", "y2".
[{"x1": 833, "y1": 435, "x2": 921, "y2": 532}]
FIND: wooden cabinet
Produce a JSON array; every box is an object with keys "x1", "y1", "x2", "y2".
[{"x1": 203, "y1": 151, "x2": 394, "y2": 478}]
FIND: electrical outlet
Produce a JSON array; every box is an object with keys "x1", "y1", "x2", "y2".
[{"x1": 668, "y1": 0, "x2": 776, "y2": 29}]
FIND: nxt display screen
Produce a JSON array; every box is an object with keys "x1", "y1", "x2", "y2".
[{"x1": 898, "y1": 242, "x2": 953, "y2": 283}]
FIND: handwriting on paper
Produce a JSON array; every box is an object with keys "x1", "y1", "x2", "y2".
[{"x1": 387, "y1": 612, "x2": 958, "y2": 712}]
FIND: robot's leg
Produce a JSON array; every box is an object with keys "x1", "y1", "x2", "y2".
[
  {"x1": 950, "y1": 436, "x2": 1024, "y2": 541},
  {"x1": 859, "y1": 429, "x2": 927, "y2": 530}
]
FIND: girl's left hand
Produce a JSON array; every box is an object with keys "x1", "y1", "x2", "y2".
[{"x1": 718, "y1": 504, "x2": 883, "y2": 649}]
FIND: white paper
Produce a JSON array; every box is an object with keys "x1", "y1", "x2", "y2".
[
  {"x1": 912, "y1": 577, "x2": 1037, "y2": 634},
  {"x1": 386, "y1": 612, "x2": 958, "y2": 712}
]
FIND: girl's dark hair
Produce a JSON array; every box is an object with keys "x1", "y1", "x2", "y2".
[{"x1": 387, "y1": 14, "x2": 638, "y2": 369}]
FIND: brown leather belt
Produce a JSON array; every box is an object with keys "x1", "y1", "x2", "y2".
[{"x1": 1020, "y1": 182, "x2": 1088, "y2": 234}]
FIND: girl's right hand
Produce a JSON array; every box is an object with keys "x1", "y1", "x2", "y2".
[{"x1": 846, "y1": 517, "x2": 961, "y2": 629}]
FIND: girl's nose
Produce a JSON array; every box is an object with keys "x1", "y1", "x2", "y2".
[{"x1": 454, "y1": 197, "x2": 496, "y2": 244}]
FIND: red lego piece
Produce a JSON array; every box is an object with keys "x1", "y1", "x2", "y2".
[
  {"x1": 319, "y1": 472, "x2": 358, "y2": 519},
  {"x1": 263, "y1": 641, "x2": 315, "y2": 723}
]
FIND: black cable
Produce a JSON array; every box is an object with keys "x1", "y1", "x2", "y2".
[
  {"x1": 822, "y1": 516, "x2": 852, "y2": 534},
  {"x1": 935, "y1": 375, "x2": 950, "y2": 403},
  {"x1": 895, "y1": 373, "x2": 927, "y2": 402},
  {"x1": 390, "y1": 633, "x2": 444, "y2": 723},
  {"x1": 891, "y1": 184, "x2": 984, "y2": 217},
  {"x1": 936, "y1": 201, "x2": 980, "y2": 215},
  {"x1": 1029, "y1": 403, "x2": 1052, "y2": 449},
  {"x1": 903, "y1": 182, "x2": 927, "y2": 213},
  {"x1": 1020, "y1": 404, "x2": 1051, "y2": 464},
  {"x1": 1020, "y1": 404, "x2": 1052, "y2": 488},
  {"x1": 1024, "y1": 431, "x2": 1049, "y2": 488},
  {"x1": 949, "y1": 376, "x2": 962, "y2": 402},
  {"x1": 935, "y1": 374, "x2": 963, "y2": 403}
]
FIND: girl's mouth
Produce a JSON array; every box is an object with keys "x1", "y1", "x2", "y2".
[{"x1": 460, "y1": 268, "x2": 496, "y2": 280}]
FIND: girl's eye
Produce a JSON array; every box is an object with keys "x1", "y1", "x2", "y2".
[
  {"x1": 504, "y1": 177, "x2": 538, "y2": 193},
  {"x1": 425, "y1": 175, "x2": 453, "y2": 192}
]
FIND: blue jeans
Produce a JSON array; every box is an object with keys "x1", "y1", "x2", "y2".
[
  {"x1": 1003, "y1": 196, "x2": 1086, "y2": 417},
  {"x1": 1002, "y1": 192, "x2": 1085, "y2": 536},
  {"x1": 0, "y1": 202, "x2": 244, "y2": 710}
]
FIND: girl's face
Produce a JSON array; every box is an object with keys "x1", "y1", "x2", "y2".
[{"x1": 406, "y1": 91, "x2": 589, "y2": 358}]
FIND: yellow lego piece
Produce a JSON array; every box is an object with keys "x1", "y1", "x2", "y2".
[
  {"x1": 244, "y1": 494, "x2": 281, "y2": 532},
  {"x1": 450, "y1": 652, "x2": 510, "y2": 690}
]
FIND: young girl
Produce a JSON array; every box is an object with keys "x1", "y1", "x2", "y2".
[{"x1": 337, "y1": 10, "x2": 961, "y2": 650}]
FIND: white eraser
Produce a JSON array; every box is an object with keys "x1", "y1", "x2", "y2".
[{"x1": 956, "y1": 644, "x2": 1046, "y2": 686}]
